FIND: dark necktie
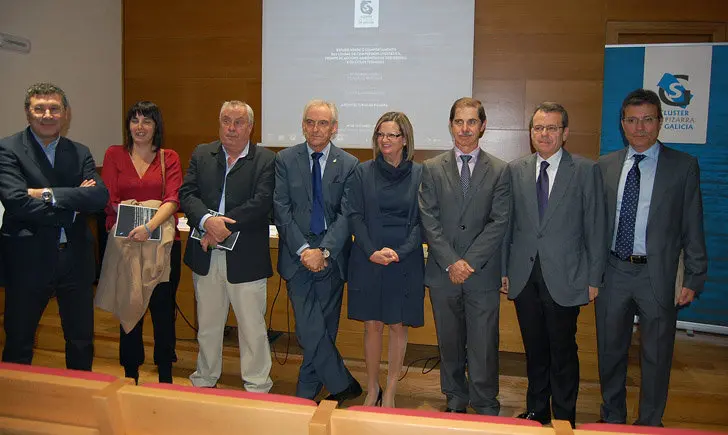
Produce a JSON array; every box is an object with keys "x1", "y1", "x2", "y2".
[
  {"x1": 310, "y1": 152, "x2": 325, "y2": 235},
  {"x1": 614, "y1": 154, "x2": 646, "y2": 260},
  {"x1": 460, "y1": 155, "x2": 472, "y2": 196},
  {"x1": 536, "y1": 161, "x2": 550, "y2": 221}
]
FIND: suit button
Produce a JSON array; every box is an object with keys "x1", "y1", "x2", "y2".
[
  {"x1": 537, "y1": 233, "x2": 543, "y2": 239},
  {"x1": 529, "y1": 257, "x2": 534, "y2": 262},
  {"x1": 460, "y1": 225, "x2": 466, "y2": 230}
]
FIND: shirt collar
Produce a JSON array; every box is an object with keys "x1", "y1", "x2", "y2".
[
  {"x1": 536, "y1": 147, "x2": 563, "y2": 167},
  {"x1": 222, "y1": 141, "x2": 250, "y2": 162},
  {"x1": 29, "y1": 127, "x2": 60, "y2": 151},
  {"x1": 453, "y1": 146, "x2": 480, "y2": 162},
  {"x1": 306, "y1": 142, "x2": 331, "y2": 160},
  {"x1": 627, "y1": 141, "x2": 660, "y2": 160}
]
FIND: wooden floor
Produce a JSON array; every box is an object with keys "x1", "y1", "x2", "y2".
[{"x1": 1, "y1": 300, "x2": 727, "y2": 432}]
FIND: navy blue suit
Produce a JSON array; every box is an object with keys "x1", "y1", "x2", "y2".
[
  {"x1": 345, "y1": 158, "x2": 425, "y2": 326},
  {"x1": 0, "y1": 128, "x2": 108, "y2": 370},
  {"x1": 273, "y1": 142, "x2": 358, "y2": 399}
]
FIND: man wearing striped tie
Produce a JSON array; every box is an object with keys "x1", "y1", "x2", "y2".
[
  {"x1": 419, "y1": 97, "x2": 511, "y2": 415},
  {"x1": 596, "y1": 89, "x2": 707, "y2": 427}
]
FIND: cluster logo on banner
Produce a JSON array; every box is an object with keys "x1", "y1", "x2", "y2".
[
  {"x1": 643, "y1": 45, "x2": 712, "y2": 144},
  {"x1": 354, "y1": 0, "x2": 378, "y2": 28}
]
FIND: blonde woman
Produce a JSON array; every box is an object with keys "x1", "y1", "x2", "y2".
[{"x1": 345, "y1": 112, "x2": 425, "y2": 407}]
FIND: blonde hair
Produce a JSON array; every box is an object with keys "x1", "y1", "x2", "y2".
[{"x1": 371, "y1": 111, "x2": 415, "y2": 161}]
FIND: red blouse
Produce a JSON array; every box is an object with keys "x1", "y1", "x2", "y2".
[{"x1": 101, "y1": 145, "x2": 183, "y2": 232}]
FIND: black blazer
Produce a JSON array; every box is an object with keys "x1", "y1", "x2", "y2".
[
  {"x1": 0, "y1": 128, "x2": 108, "y2": 288},
  {"x1": 179, "y1": 141, "x2": 275, "y2": 284}
]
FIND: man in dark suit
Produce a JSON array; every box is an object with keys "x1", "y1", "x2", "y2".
[
  {"x1": 418, "y1": 97, "x2": 511, "y2": 415},
  {"x1": 502, "y1": 102, "x2": 606, "y2": 426},
  {"x1": 179, "y1": 101, "x2": 275, "y2": 392},
  {"x1": 273, "y1": 99, "x2": 360, "y2": 403},
  {"x1": 0, "y1": 82, "x2": 108, "y2": 370},
  {"x1": 597, "y1": 89, "x2": 707, "y2": 426}
]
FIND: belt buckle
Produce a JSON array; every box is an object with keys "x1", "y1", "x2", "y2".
[
  {"x1": 628, "y1": 255, "x2": 646, "y2": 264},
  {"x1": 58, "y1": 242, "x2": 68, "y2": 251}
]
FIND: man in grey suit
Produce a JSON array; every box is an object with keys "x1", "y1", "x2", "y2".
[
  {"x1": 597, "y1": 89, "x2": 707, "y2": 427},
  {"x1": 273, "y1": 99, "x2": 360, "y2": 403},
  {"x1": 502, "y1": 102, "x2": 606, "y2": 427},
  {"x1": 419, "y1": 97, "x2": 511, "y2": 415}
]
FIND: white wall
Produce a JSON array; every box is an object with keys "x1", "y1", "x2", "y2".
[{"x1": 0, "y1": 0, "x2": 123, "y2": 165}]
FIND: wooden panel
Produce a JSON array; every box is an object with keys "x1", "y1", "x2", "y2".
[
  {"x1": 475, "y1": 34, "x2": 606, "y2": 81},
  {"x1": 606, "y1": 21, "x2": 727, "y2": 44},
  {"x1": 524, "y1": 80, "x2": 605, "y2": 133},
  {"x1": 606, "y1": 2, "x2": 728, "y2": 23},
  {"x1": 476, "y1": 0, "x2": 605, "y2": 35},
  {"x1": 619, "y1": 34, "x2": 714, "y2": 44},
  {"x1": 475, "y1": 80, "x2": 526, "y2": 130},
  {"x1": 124, "y1": 0, "x2": 262, "y2": 39},
  {"x1": 124, "y1": 37, "x2": 261, "y2": 79}
]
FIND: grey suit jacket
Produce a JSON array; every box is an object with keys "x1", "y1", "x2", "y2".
[
  {"x1": 418, "y1": 148, "x2": 511, "y2": 291},
  {"x1": 503, "y1": 150, "x2": 607, "y2": 307},
  {"x1": 599, "y1": 144, "x2": 707, "y2": 308},
  {"x1": 274, "y1": 142, "x2": 359, "y2": 281}
]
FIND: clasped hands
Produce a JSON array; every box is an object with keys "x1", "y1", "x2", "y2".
[
  {"x1": 369, "y1": 247, "x2": 399, "y2": 266},
  {"x1": 301, "y1": 248, "x2": 328, "y2": 273},
  {"x1": 449, "y1": 259, "x2": 474, "y2": 285},
  {"x1": 200, "y1": 215, "x2": 236, "y2": 252}
]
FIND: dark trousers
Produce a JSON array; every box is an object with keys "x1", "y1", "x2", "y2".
[
  {"x1": 119, "y1": 240, "x2": 181, "y2": 369},
  {"x1": 514, "y1": 256, "x2": 580, "y2": 425},
  {"x1": 596, "y1": 256, "x2": 677, "y2": 426},
  {"x1": 2, "y1": 247, "x2": 94, "y2": 371},
  {"x1": 286, "y1": 259, "x2": 353, "y2": 399}
]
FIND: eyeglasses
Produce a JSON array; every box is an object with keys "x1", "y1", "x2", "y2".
[
  {"x1": 623, "y1": 116, "x2": 658, "y2": 126},
  {"x1": 221, "y1": 117, "x2": 248, "y2": 128},
  {"x1": 375, "y1": 132, "x2": 403, "y2": 140},
  {"x1": 532, "y1": 125, "x2": 563, "y2": 134},
  {"x1": 31, "y1": 105, "x2": 63, "y2": 117}
]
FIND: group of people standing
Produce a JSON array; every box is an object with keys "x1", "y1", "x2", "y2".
[{"x1": 0, "y1": 83, "x2": 706, "y2": 429}]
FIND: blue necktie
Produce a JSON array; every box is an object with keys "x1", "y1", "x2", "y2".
[
  {"x1": 460, "y1": 155, "x2": 472, "y2": 196},
  {"x1": 536, "y1": 161, "x2": 549, "y2": 221},
  {"x1": 310, "y1": 152, "x2": 325, "y2": 235},
  {"x1": 614, "y1": 154, "x2": 646, "y2": 260}
]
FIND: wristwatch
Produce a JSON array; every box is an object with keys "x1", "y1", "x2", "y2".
[
  {"x1": 320, "y1": 248, "x2": 330, "y2": 259},
  {"x1": 41, "y1": 188, "x2": 53, "y2": 204}
]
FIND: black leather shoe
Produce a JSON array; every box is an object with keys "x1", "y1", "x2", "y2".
[
  {"x1": 445, "y1": 407, "x2": 467, "y2": 413},
  {"x1": 516, "y1": 411, "x2": 551, "y2": 425},
  {"x1": 325, "y1": 380, "x2": 363, "y2": 405}
]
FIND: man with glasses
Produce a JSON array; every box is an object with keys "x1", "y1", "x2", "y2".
[
  {"x1": 596, "y1": 89, "x2": 707, "y2": 427},
  {"x1": 0, "y1": 82, "x2": 108, "y2": 370},
  {"x1": 419, "y1": 97, "x2": 510, "y2": 415},
  {"x1": 501, "y1": 102, "x2": 606, "y2": 427},
  {"x1": 273, "y1": 99, "x2": 360, "y2": 403}
]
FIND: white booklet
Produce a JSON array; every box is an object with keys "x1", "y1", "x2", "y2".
[
  {"x1": 190, "y1": 209, "x2": 239, "y2": 251},
  {"x1": 114, "y1": 203, "x2": 161, "y2": 241}
]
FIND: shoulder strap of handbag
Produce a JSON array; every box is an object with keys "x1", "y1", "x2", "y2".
[{"x1": 159, "y1": 148, "x2": 166, "y2": 198}]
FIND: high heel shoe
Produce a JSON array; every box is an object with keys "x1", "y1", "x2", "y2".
[
  {"x1": 365, "y1": 385, "x2": 383, "y2": 406},
  {"x1": 375, "y1": 386, "x2": 383, "y2": 406},
  {"x1": 124, "y1": 366, "x2": 139, "y2": 385}
]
